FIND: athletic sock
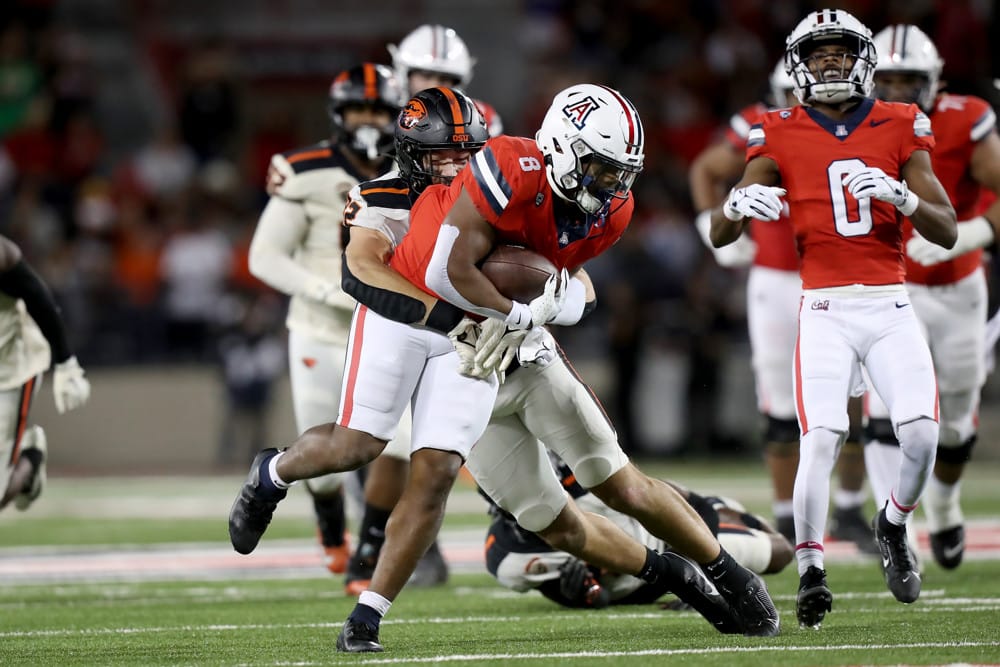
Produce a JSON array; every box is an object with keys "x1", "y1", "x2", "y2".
[{"x1": 351, "y1": 591, "x2": 392, "y2": 629}]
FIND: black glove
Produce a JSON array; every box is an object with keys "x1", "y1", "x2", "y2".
[{"x1": 558, "y1": 558, "x2": 610, "y2": 609}]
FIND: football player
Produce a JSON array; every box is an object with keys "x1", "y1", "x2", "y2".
[
  {"x1": 864, "y1": 24, "x2": 1000, "y2": 571},
  {"x1": 0, "y1": 234, "x2": 90, "y2": 513},
  {"x1": 689, "y1": 61, "x2": 876, "y2": 553},
  {"x1": 709, "y1": 9, "x2": 956, "y2": 628},
  {"x1": 246, "y1": 63, "x2": 405, "y2": 576},
  {"x1": 484, "y1": 454, "x2": 793, "y2": 609},
  {"x1": 339, "y1": 24, "x2": 507, "y2": 592}
]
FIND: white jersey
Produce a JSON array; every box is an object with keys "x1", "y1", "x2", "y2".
[
  {"x1": 345, "y1": 170, "x2": 414, "y2": 248},
  {"x1": 252, "y1": 141, "x2": 390, "y2": 344},
  {"x1": 0, "y1": 295, "x2": 50, "y2": 390}
]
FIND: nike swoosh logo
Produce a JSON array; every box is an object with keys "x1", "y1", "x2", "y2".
[
  {"x1": 895, "y1": 302, "x2": 909, "y2": 309},
  {"x1": 870, "y1": 118, "x2": 891, "y2": 127},
  {"x1": 942, "y1": 542, "x2": 965, "y2": 560}
]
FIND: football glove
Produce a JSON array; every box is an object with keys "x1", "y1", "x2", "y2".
[
  {"x1": 504, "y1": 269, "x2": 569, "y2": 330},
  {"x1": 474, "y1": 318, "x2": 527, "y2": 377},
  {"x1": 558, "y1": 557, "x2": 610, "y2": 609},
  {"x1": 53, "y1": 356, "x2": 91, "y2": 414},
  {"x1": 695, "y1": 210, "x2": 757, "y2": 267},
  {"x1": 906, "y1": 216, "x2": 995, "y2": 266},
  {"x1": 842, "y1": 167, "x2": 919, "y2": 215},
  {"x1": 724, "y1": 185, "x2": 787, "y2": 222},
  {"x1": 447, "y1": 317, "x2": 481, "y2": 377}
]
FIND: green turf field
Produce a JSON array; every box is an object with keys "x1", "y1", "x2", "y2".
[{"x1": 2, "y1": 461, "x2": 999, "y2": 666}]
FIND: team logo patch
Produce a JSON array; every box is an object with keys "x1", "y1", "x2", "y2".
[
  {"x1": 399, "y1": 99, "x2": 427, "y2": 130},
  {"x1": 562, "y1": 96, "x2": 601, "y2": 129},
  {"x1": 811, "y1": 300, "x2": 830, "y2": 311}
]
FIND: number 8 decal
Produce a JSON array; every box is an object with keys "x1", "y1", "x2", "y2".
[{"x1": 828, "y1": 158, "x2": 873, "y2": 237}]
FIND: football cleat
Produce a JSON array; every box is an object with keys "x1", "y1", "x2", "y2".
[
  {"x1": 796, "y1": 566, "x2": 833, "y2": 629},
  {"x1": 873, "y1": 508, "x2": 921, "y2": 603},
  {"x1": 706, "y1": 559, "x2": 780, "y2": 637},
  {"x1": 228, "y1": 448, "x2": 286, "y2": 555},
  {"x1": 408, "y1": 540, "x2": 449, "y2": 587},
  {"x1": 336, "y1": 619, "x2": 383, "y2": 653},
  {"x1": 660, "y1": 551, "x2": 742, "y2": 635},
  {"x1": 14, "y1": 426, "x2": 47, "y2": 511},
  {"x1": 321, "y1": 535, "x2": 351, "y2": 575},
  {"x1": 929, "y1": 525, "x2": 964, "y2": 570},
  {"x1": 829, "y1": 506, "x2": 879, "y2": 555}
]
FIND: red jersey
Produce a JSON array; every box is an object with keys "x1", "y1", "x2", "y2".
[
  {"x1": 473, "y1": 99, "x2": 504, "y2": 138},
  {"x1": 903, "y1": 94, "x2": 996, "y2": 286},
  {"x1": 746, "y1": 98, "x2": 934, "y2": 290},
  {"x1": 392, "y1": 135, "x2": 633, "y2": 297},
  {"x1": 726, "y1": 103, "x2": 799, "y2": 272}
]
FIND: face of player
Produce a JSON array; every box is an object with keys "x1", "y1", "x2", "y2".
[
  {"x1": 580, "y1": 155, "x2": 638, "y2": 207},
  {"x1": 805, "y1": 43, "x2": 856, "y2": 85},
  {"x1": 408, "y1": 69, "x2": 461, "y2": 95},
  {"x1": 874, "y1": 72, "x2": 929, "y2": 107},
  {"x1": 341, "y1": 104, "x2": 395, "y2": 133},
  {"x1": 421, "y1": 148, "x2": 476, "y2": 185}
]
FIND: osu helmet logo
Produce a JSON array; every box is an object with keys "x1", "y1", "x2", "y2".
[{"x1": 399, "y1": 99, "x2": 427, "y2": 130}]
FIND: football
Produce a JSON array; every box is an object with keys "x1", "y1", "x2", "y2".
[{"x1": 480, "y1": 245, "x2": 557, "y2": 303}]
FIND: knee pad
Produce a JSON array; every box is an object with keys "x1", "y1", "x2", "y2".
[
  {"x1": 936, "y1": 434, "x2": 977, "y2": 465},
  {"x1": 864, "y1": 417, "x2": 898, "y2": 446},
  {"x1": 569, "y1": 455, "x2": 620, "y2": 489},
  {"x1": 938, "y1": 390, "x2": 978, "y2": 446},
  {"x1": 517, "y1": 502, "x2": 563, "y2": 533},
  {"x1": 896, "y1": 417, "x2": 938, "y2": 466},
  {"x1": 764, "y1": 416, "x2": 799, "y2": 446},
  {"x1": 305, "y1": 471, "x2": 347, "y2": 495}
]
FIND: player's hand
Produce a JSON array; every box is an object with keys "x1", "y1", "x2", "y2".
[
  {"x1": 447, "y1": 317, "x2": 481, "y2": 377},
  {"x1": 301, "y1": 276, "x2": 341, "y2": 307},
  {"x1": 504, "y1": 269, "x2": 570, "y2": 330},
  {"x1": 516, "y1": 326, "x2": 556, "y2": 367},
  {"x1": 906, "y1": 217, "x2": 995, "y2": 266},
  {"x1": 53, "y1": 356, "x2": 91, "y2": 414},
  {"x1": 724, "y1": 185, "x2": 787, "y2": 222},
  {"x1": 842, "y1": 167, "x2": 915, "y2": 211},
  {"x1": 695, "y1": 210, "x2": 758, "y2": 267},
  {"x1": 265, "y1": 164, "x2": 286, "y2": 195},
  {"x1": 558, "y1": 558, "x2": 610, "y2": 609},
  {"x1": 474, "y1": 318, "x2": 527, "y2": 378}
]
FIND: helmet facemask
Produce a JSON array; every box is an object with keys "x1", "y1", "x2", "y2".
[{"x1": 556, "y1": 141, "x2": 640, "y2": 216}]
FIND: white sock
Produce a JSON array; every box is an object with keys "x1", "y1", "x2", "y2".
[
  {"x1": 268, "y1": 452, "x2": 291, "y2": 490},
  {"x1": 924, "y1": 474, "x2": 963, "y2": 533},
  {"x1": 796, "y1": 547, "x2": 824, "y2": 576},
  {"x1": 358, "y1": 590, "x2": 392, "y2": 617},
  {"x1": 885, "y1": 493, "x2": 914, "y2": 526}
]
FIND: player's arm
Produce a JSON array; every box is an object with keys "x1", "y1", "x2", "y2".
[
  {"x1": 708, "y1": 156, "x2": 783, "y2": 247},
  {"x1": 248, "y1": 196, "x2": 338, "y2": 303},
  {"x1": 899, "y1": 150, "x2": 957, "y2": 248},
  {"x1": 689, "y1": 141, "x2": 744, "y2": 211},
  {"x1": 0, "y1": 235, "x2": 90, "y2": 413},
  {"x1": 967, "y1": 129, "x2": 1000, "y2": 237}
]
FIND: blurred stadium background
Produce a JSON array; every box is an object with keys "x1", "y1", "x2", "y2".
[{"x1": 1, "y1": 0, "x2": 998, "y2": 475}]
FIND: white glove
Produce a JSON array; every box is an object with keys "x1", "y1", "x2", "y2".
[
  {"x1": 695, "y1": 210, "x2": 757, "y2": 267},
  {"x1": 475, "y1": 318, "x2": 527, "y2": 376},
  {"x1": 447, "y1": 317, "x2": 480, "y2": 377},
  {"x1": 53, "y1": 356, "x2": 91, "y2": 414},
  {"x1": 300, "y1": 275, "x2": 340, "y2": 307},
  {"x1": 724, "y1": 184, "x2": 787, "y2": 222},
  {"x1": 906, "y1": 216, "x2": 995, "y2": 266},
  {"x1": 842, "y1": 167, "x2": 919, "y2": 215},
  {"x1": 504, "y1": 269, "x2": 569, "y2": 330},
  {"x1": 516, "y1": 326, "x2": 556, "y2": 367}
]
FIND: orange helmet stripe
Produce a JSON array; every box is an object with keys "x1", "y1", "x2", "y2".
[
  {"x1": 439, "y1": 86, "x2": 467, "y2": 134},
  {"x1": 363, "y1": 62, "x2": 377, "y2": 100}
]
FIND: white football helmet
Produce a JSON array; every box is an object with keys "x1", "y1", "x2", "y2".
[
  {"x1": 872, "y1": 25, "x2": 943, "y2": 112},
  {"x1": 769, "y1": 60, "x2": 795, "y2": 108},
  {"x1": 388, "y1": 24, "x2": 475, "y2": 88},
  {"x1": 785, "y1": 9, "x2": 876, "y2": 105},
  {"x1": 535, "y1": 84, "x2": 644, "y2": 216}
]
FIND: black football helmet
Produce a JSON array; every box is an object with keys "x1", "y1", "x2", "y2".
[
  {"x1": 394, "y1": 86, "x2": 488, "y2": 194},
  {"x1": 328, "y1": 63, "x2": 404, "y2": 160}
]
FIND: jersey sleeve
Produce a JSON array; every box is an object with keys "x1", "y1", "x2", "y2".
[
  {"x1": 904, "y1": 104, "x2": 935, "y2": 160},
  {"x1": 966, "y1": 97, "x2": 997, "y2": 143},
  {"x1": 458, "y1": 136, "x2": 537, "y2": 224},
  {"x1": 345, "y1": 177, "x2": 412, "y2": 250}
]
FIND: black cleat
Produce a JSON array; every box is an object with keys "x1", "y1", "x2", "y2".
[
  {"x1": 873, "y1": 508, "x2": 921, "y2": 603},
  {"x1": 829, "y1": 506, "x2": 879, "y2": 555},
  {"x1": 796, "y1": 566, "x2": 833, "y2": 629},
  {"x1": 661, "y1": 551, "x2": 742, "y2": 634},
  {"x1": 408, "y1": 540, "x2": 450, "y2": 587},
  {"x1": 707, "y1": 560, "x2": 781, "y2": 637},
  {"x1": 929, "y1": 525, "x2": 964, "y2": 570},
  {"x1": 336, "y1": 619, "x2": 383, "y2": 653},
  {"x1": 228, "y1": 448, "x2": 286, "y2": 555}
]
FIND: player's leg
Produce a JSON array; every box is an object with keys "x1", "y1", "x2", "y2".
[
  {"x1": 792, "y1": 294, "x2": 859, "y2": 628},
  {"x1": 863, "y1": 296, "x2": 940, "y2": 603},
  {"x1": 288, "y1": 331, "x2": 352, "y2": 573},
  {"x1": 746, "y1": 267, "x2": 801, "y2": 543},
  {"x1": 337, "y1": 339, "x2": 499, "y2": 653},
  {"x1": 829, "y1": 397, "x2": 876, "y2": 554},
  {"x1": 0, "y1": 379, "x2": 43, "y2": 512},
  {"x1": 229, "y1": 308, "x2": 420, "y2": 555},
  {"x1": 913, "y1": 272, "x2": 987, "y2": 569}
]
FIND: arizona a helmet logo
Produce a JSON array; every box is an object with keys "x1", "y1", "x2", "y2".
[{"x1": 562, "y1": 96, "x2": 601, "y2": 129}]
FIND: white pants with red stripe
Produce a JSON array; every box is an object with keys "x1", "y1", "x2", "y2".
[
  {"x1": 747, "y1": 266, "x2": 800, "y2": 420},
  {"x1": 289, "y1": 331, "x2": 410, "y2": 495},
  {"x1": 467, "y1": 332, "x2": 629, "y2": 532},
  {"x1": 1, "y1": 375, "x2": 41, "y2": 498},
  {"x1": 336, "y1": 305, "x2": 498, "y2": 458}
]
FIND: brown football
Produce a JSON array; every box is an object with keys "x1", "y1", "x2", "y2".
[{"x1": 480, "y1": 245, "x2": 557, "y2": 303}]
